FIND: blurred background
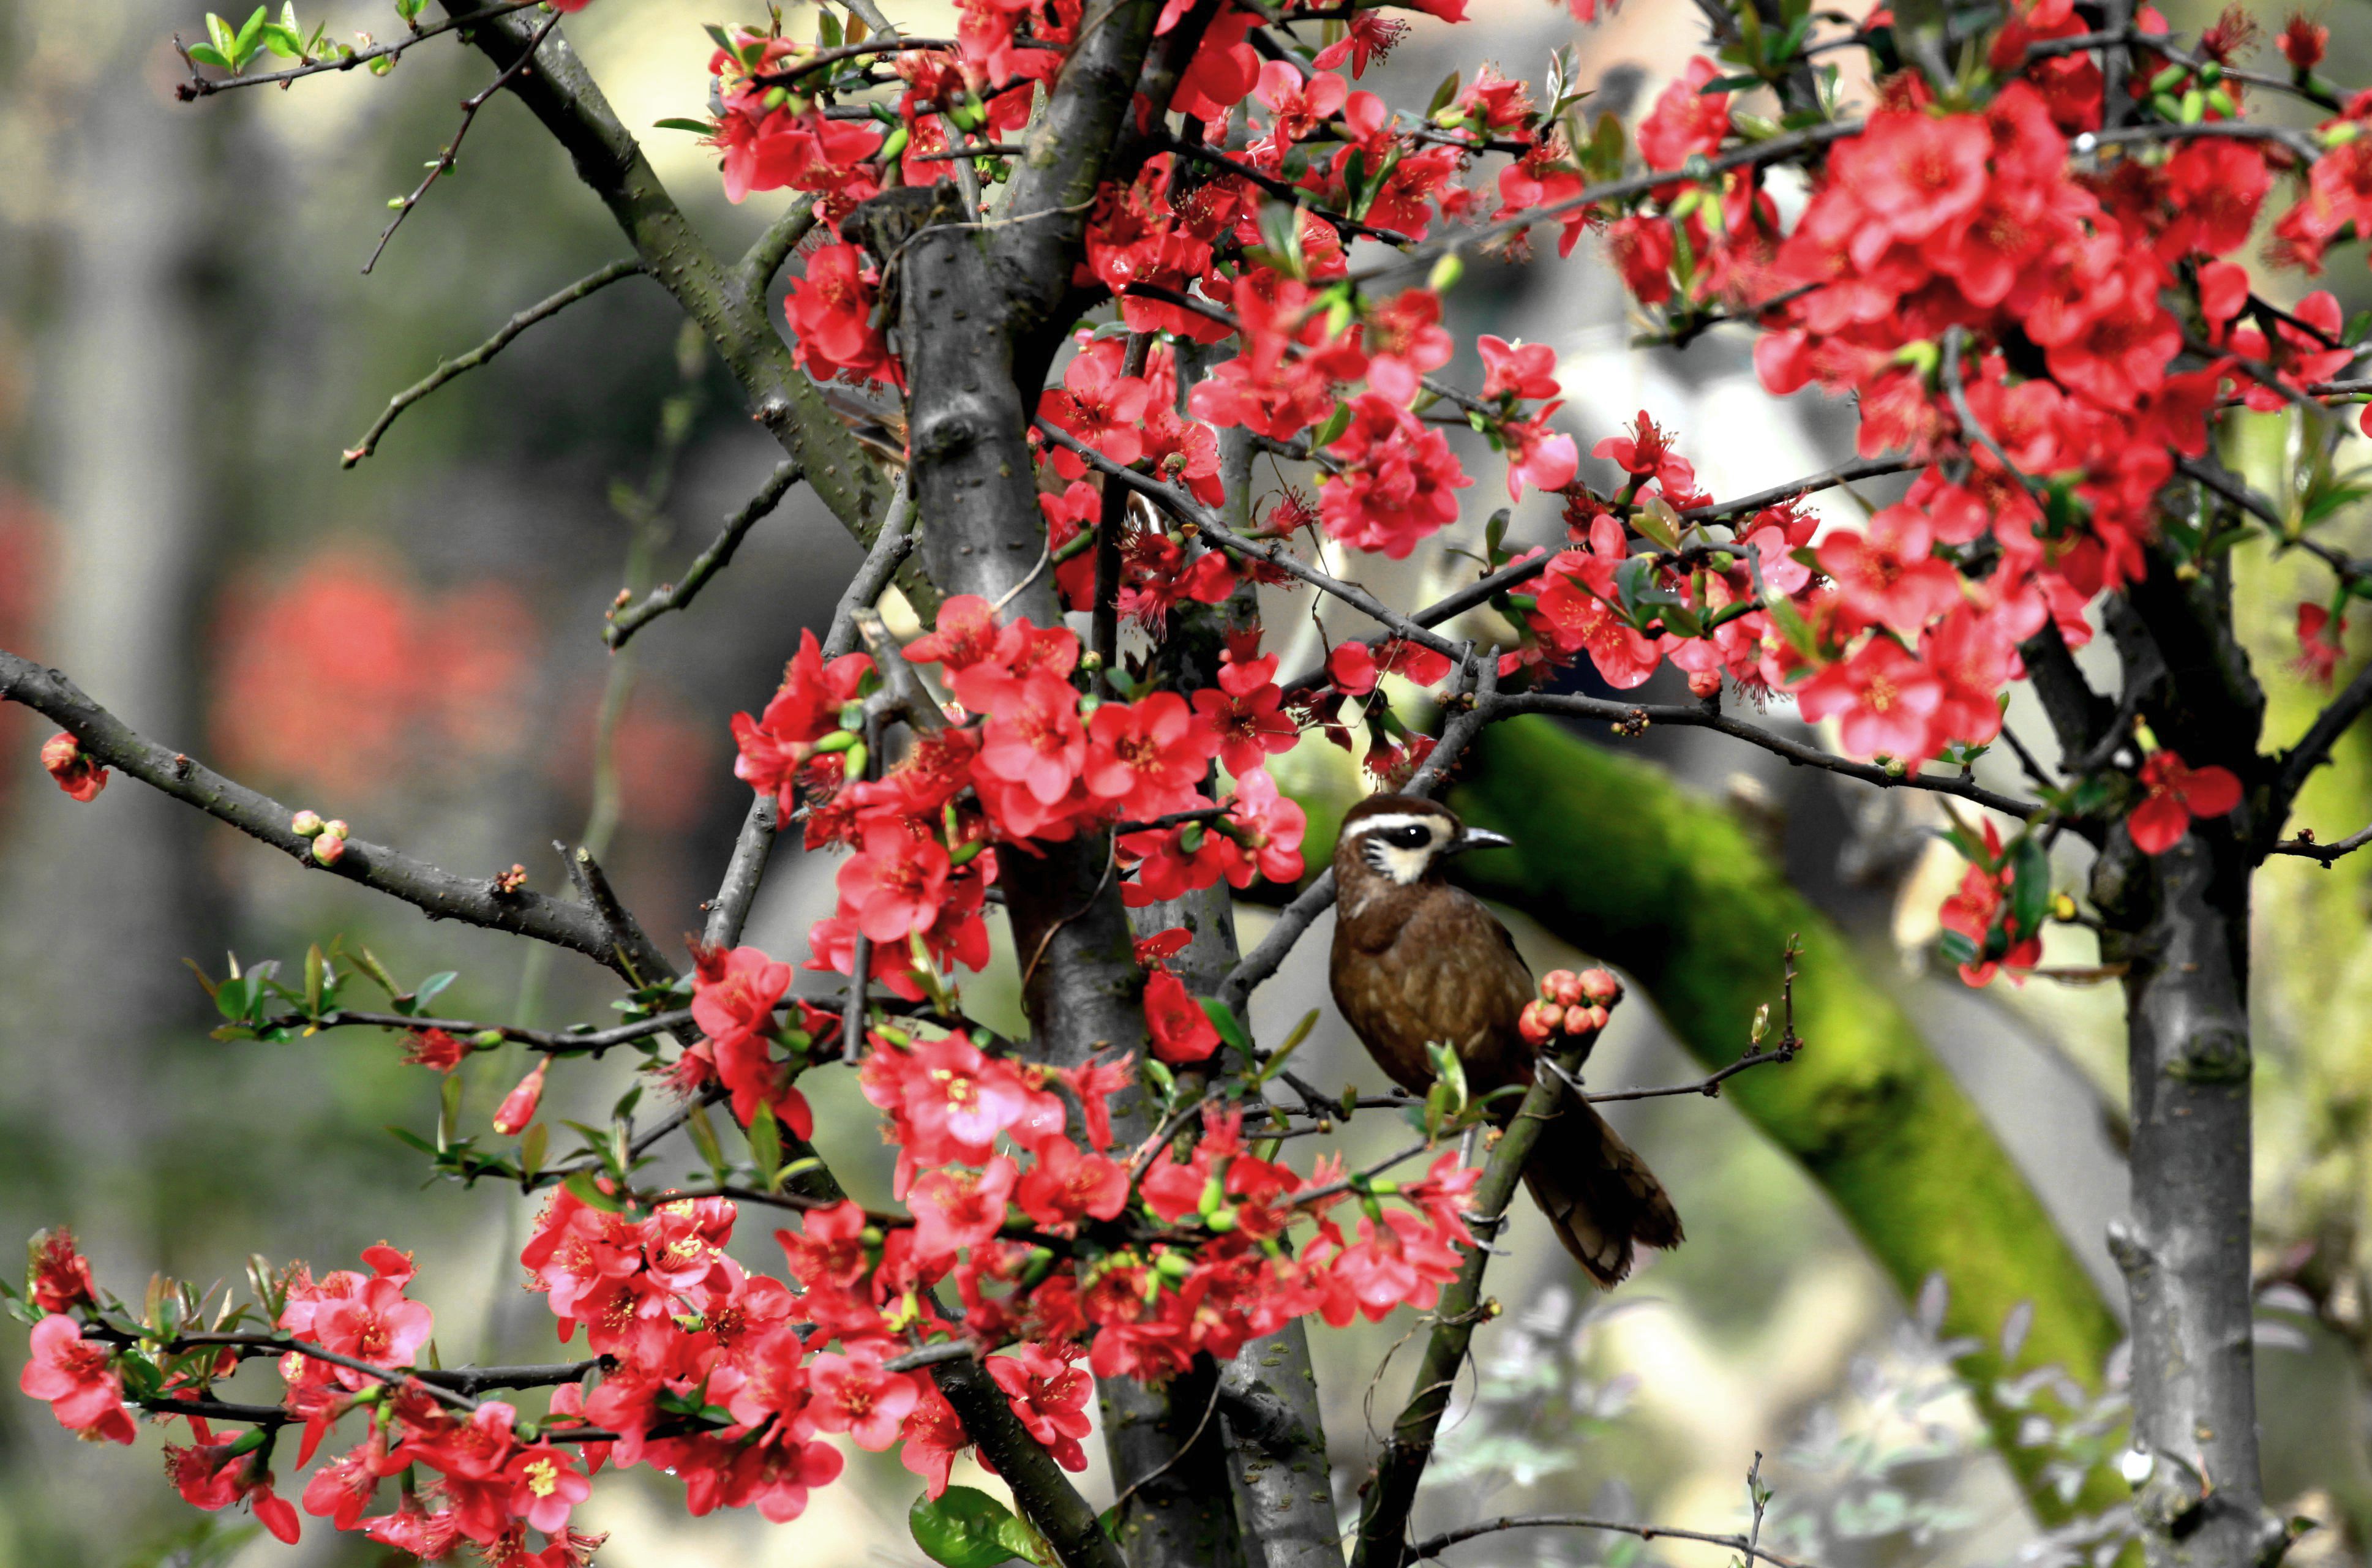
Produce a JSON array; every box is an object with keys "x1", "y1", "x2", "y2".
[{"x1": 2, "y1": 0, "x2": 2371, "y2": 1562}]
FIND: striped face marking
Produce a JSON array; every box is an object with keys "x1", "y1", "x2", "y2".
[{"x1": 1345, "y1": 811, "x2": 1455, "y2": 885}]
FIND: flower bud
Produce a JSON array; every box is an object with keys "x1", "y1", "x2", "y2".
[
  {"x1": 492, "y1": 1059, "x2": 548, "y2": 1136},
  {"x1": 290, "y1": 809, "x2": 325, "y2": 838},
  {"x1": 1427, "y1": 253, "x2": 1463, "y2": 294},
  {"x1": 1517, "y1": 1000, "x2": 1559, "y2": 1044},
  {"x1": 1577, "y1": 967, "x2": 1622, "y2": 1007},
  {"x1": 1539, "y1": 968, "x2": 1582, "y2": 1007},
  {"x1": 312, "y1": 832, "x2": 348, "y2": 866},
  {"x1": 1687, "y1": 669, "x2": 1722, "y2": 698},
  {"x1": 323, "y1": 819, "x2": 349, "y2": 839}
]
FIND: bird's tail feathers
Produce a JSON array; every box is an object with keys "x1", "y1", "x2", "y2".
[{"x1": 1520, "y1": 1089, "x2": 1683, "y2": 1289}]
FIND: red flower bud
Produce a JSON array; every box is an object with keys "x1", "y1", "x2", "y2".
[
  {"x1": 38, "y1": 733, "x2": 107, "y2": 803},
  {"x1": 1539, "y1": 968, "x2": 1582, "y2": 1007},
  {"x1": 312, "y1": 832, "x2": 347, "y2": 866},
  {"x1": 1519, "y1": 1000, "x2": 1562, "y2": 1043},
  {"x1": 290, "y1": 809, "x2": 325, "y2": 837},
  {"x1": 1686, "y1": 669, "x2": 1722, "y2": 698},
  {"x1": 492, "y1": 1060, "x2": 548, "y2": 1136},
  {"x1": 1577, "y1": 967, "x2": 1622, "y2": 1007}
]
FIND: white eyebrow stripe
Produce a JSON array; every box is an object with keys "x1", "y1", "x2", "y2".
[{"x1": 1342, "y1": 812, "x2": 1446, "y2": 839}]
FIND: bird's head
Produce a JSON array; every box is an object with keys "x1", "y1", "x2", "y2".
[{"x1": 1333, "y1": 795, "x2": 1513, "y2": 889}]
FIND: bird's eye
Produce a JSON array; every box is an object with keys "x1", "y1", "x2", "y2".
[{"x1": 1381, "y1": 825, "x2": 1431, "y2": 850}]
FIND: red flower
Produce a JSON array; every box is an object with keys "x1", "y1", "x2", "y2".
[
  {"x1": 1310, "y1": 10, "x2": 1405, "y2": 77},
  {"x1": 1478, "y1": 335, "x2": 1561, "y2": 402},
  {"x1": 504, "y1": 1442, "x2": 591, "y2": 1534},
  {"x1": 1501, "y1": 409, "x2": 1578, "y2": 501},
  {"x1": 2279, "y1": 13, "x2": 2328, "y2": 70},
  {"x1": 29, "y1": 1228, "x2": 96, "y2": 1315},
  {"x1": 1637, "y1": 57, "x2": 1730, "y2": 170},
  {"x1": 837, "y1": 822, "x2": 952, "y2": 943},
  {"x1": 1040, "y1": 339, "x2": 1153, "y2": 479},
  {"x1": 786, "y1": 244, "x2": 901, "y2": 388},
  {"x1": 1362, "y1": 289, "x2": 1453, "y2": 405},
  {"x1": 907, "y1": 1157, "x2": 1019, "y2": 1262},
  {"x1": 1794, "y1": 639, "x2": 1944, "y2": 763},
  {"x1": 978, "y1": 672, "x2": 1089, "y2": 805},
  {"x1": 899, "y1": 1382, "x2": 970, "y2": 1499},
  {"x1": 2294, "y1": 604, "x2": 2346, "y2": 685},
  {"x1": 806, "y1": 1348, "x2": 920, "y2": 1451},
  {"x1": 1016, "y1": 1135, "x2": 1130, "y2": 1228},
  {"x1": 1191, "y1": 655, "x2": 1297, "y2": 776},
  {"x1": 1829, "y1": 111, "x2": 1989, "y2": 248},
  {"x1": 1144, "y1": 966, "x2": 1221, "y2": 1063},
  {"x1": 401, "y1": 1027, "x2": 469, "y2": 1072},
  {"x1": 2128, "y1": 751, "x2": 2243, "y2": 855},
  {"x1": 38, "y1": 732, "x2": 105, "y2": 802},
  {"x1": 1328, "y1": 640, "x2": 1379, "y2": 696},
  {"x1": 1321, "y1": 395, "x2": 1471, "y2": 558},
  {"x1": 988, "y1": 1343, "x2": 1094, "y2": 1471},
  {"x1": 1084, "y1": 692, "x2": 1219, "y2": 816},
  {"x1": 19, "y1": 1315, "x2": 133, "y2": 1444},
  {"x1": 1817, "y1": 506, "x2": 1962, "y2": 634}
]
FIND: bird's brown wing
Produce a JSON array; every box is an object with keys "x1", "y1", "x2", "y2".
[{"x1": 1330, "y1": 885, "x2": 1536, "y2": 1095}]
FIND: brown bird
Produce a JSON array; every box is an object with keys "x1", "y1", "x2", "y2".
[{"x1": 1327, "y1": 795, "x2": 1683, "y2": 1287}]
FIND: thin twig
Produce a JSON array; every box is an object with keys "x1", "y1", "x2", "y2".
[
  {"x1": 242, "y1": 1007, "x2": 691, "y2": 1056},
  {"x1": 1481, "y1": 691, "x2": 2044, "y2": 819},
  {"x1": 345, "y1": 258, "x2": 645, "y2": 466},
  {"x1": 606, "y1": 460, "x2": 806, "y2": 648},
  {"x1": 0, "y1": 652, "x2": 639, "y2": 978},
  {"x1": 363, "y1": 6, "x2": 565, "y2": 273},
  {"x1": 1409, "y1": 1514, "x2": 1815, "y2": 1568},
  {"x1": 2270, "y1": 820, "x2": 2372, "y2": 867},
  {"x1": 175, "y1": 0, "x2": 545, "y2": 99}
]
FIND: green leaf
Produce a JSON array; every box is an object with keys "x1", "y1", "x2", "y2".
[
  {"x1": 686, "y1": 1101, "x2": 727, "y2": 1181},
  {"x1": 748, "y1": 1101, "x2": 782, "y2": 1188},
  {"x1": 1199, "y1": 997, "x2": 1256, "y2": 1063},
  {"x1": 519, "y1": 1122, "x2": 548, "y2": 1180},
  {"x1": 2007, "y1": 834, "x2": 2051, "y2": 940},
  {"x1": 304, "y1": 943, "x2": 325, "y2": 1017},
  {"x1": 412, "y1": 970, "x2": 458, "y2": 1013},
  {"x1": 563, "y1": 1171, "x2": 626, "y2": 1213},
  {"x1": 205, "y1": 12, "x2": 235, "y2": 53},
  {"x1": 654, "y1": 117, "x2": 718, "y2": 133},
  {"x1": 817, "y1": 8, "x2": 842, "y2": 47},
  {"x1": 1313, "y1": 400, "x2": 1353, "y2": 450},
  {"x1": 1938, "y1": 928, "x2": 1979, "y2": 967},
  {"x1": 910, "y1": 1486, "x2": 1035, "y2": 1568}
]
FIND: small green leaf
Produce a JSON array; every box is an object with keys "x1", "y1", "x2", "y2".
[
  {"x1": 748, "y1": 1101, "x2": 782, "y2": 1188},
  {"x1": 910, "y1": 1486, "x2": 1032, "y2": 1568},
  {"x1": 412, "y1": 970, "x2": 458, "y2": 1013},
  {"x1": 519, "y1": 1122, "x2": 547, "y2": 1180},
  {"x1": 304, "y1": 943, "x2": 325, "y2": 1017},
  {"x1": 1198, "y1": 997, "x2": 1256, "y2": 1063},
  {"x1": 654, "y1": 116, "x2": 717, "y2": 133},
  {"x1": 563, "y1": 1171, "x2": 626, "y2": 1213},
  {"x1": 2007, "y1": 834, "x2": 2051, "y2": 940},
  {"x1": 1313, "y1": 400, "x2": 1353, "y2": 449},
  {"x1": 686, "y1": 1101, "x2": 727, "y2": 1181}
]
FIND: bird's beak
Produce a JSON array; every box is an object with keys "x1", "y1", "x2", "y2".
[{"x1": 1454, "y1": 827, "x2": 1514, "y2": 854}]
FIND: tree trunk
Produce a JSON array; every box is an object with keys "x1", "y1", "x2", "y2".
[{"x1": 2095, "y1": 829, "x2": 2282, "y2": 1567}]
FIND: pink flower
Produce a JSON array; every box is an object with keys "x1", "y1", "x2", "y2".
[
  {"x1": 19, "y1": 1315, "x2": 133, "y2": 1444},
  {"x1": 806, "y1": 1349, "x2": 920, "y2": 1450},
  {"x1": 503, "y1": 1443, "x2": 591, "y2": 1534},
  {"x1": 1794, "y1": 639, "x2": 1944, "y2": 763}
]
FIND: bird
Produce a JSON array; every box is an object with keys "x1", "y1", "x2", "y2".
[{"x1": 1327, "y1": 793, "x2": 1683, "y2": 1288}]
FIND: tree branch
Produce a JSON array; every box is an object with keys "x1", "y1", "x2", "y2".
[
  {"x1": 0, "y1": 652, "x2": 637, "y2": 979},
  {"x1": 173, "y1": 0, "x2": 545, "y2": 98},
  {"x1": 2276, "y1": 659, "x2": 2372, "y2": 820},
  {"x1": 1481, "y1": 691, "x2": 2044, "y2": 819},
  {"x1": 1349, "y1": 1041, "x2": 1588, "y2": 1568},
  {"x1": 606, "y1": 460, "x2": 805, "y2": 649},
  {"x1": 439, "y1": 0, "x2": 892, "y2": 541},
  {"x1": 344, "y1": 258, "x2": 645, "y2": 467},
  {"x1": 1409, "y1": 1514, "x2": 1814, "y2": 1568}
]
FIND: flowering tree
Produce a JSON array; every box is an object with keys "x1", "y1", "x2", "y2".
[{"x1": 10, "y1": 0, "x2": 2372, "y2": 1565}]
